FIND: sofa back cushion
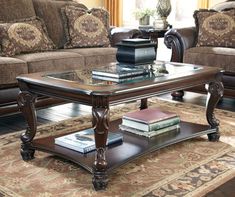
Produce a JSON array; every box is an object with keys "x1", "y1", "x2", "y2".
[
  {"x1": 194, "y1": 9, "x2": 235, "y2": 48},
  {"x1": 0, "y1": 0, "x2": 36, "y2": 22},
  {"x1": 62, "y1": 6, "x2": 110, "y2": 48},
  {"x1": 0, "y1": 18, "x2": 55, "y2": 57},
  {"x1": 33, "y1": 0, "x2": 87, "y2": 49}
]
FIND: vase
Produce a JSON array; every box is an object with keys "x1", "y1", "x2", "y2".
[{"x1": 155, "y1": 0, "x2": 171, "y2": 29}]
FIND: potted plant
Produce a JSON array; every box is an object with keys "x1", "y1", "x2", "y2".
[{"x1": 134, "y1": 8, "x2": 155, "y2": 25}]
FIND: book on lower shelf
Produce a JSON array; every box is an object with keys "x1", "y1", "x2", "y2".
[
  {"x1": 119, "y1": 124, "x2": 180, "y2": 138},
  {"x1": 55, "y1": 128, "x2": 123, "y2": 154},
  {"x1": 92, "y1": 63, "x2": 149, "y2": 79},
  {"x1": 122, "y1": 107, "x2": 180, "y2": 132}
]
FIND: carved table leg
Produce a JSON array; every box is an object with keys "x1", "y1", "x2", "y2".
[
  {"x1": 17, "y1": 91, "x2": 37, "y2": 160},
  {"x1": 92, "y1": 95, "x2": 109, "y2": 190},
  {"x1": 140, "y1": 98, "x2": 148, "y2": 110},
  {"x1": 205, "y1": 81, "x2": 224, "y2": 141}
]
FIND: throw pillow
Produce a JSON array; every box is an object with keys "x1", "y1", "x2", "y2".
[
  {"x1": 61, "y1": 5, "x2": 110, "y2": 48},
  {"x1": 194, "y1": 9, "x2": 235, "y2": 48},
  {"x1": 0, "y1": 18, "x2": 55, "y2": 57}
]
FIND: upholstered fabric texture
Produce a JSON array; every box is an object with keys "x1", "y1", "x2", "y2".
[
  {"x1": 0, "y1": 18, "x2": 55, "y2": 57},
  {"x1": 183, "y1": 46, "x2": 235, "y2": 72},
  {"x1": 15, "y1": 51, "x2": 85, "y2": 73},
  {"x1": 0, "y1": 0, "x2": 36, "y2": 22},
  {"x1": 32, "y1": 0, "x2": 87, "y2": 49},
  {"x1": 194, "y1": 9, "x2": 235, "y2": 48},
  {"x1": 61, "y1": 47, "x2": 117, "y2": 67},
  {"x1": 62, "y1": 6, "x2": 110, "y2": 48},
  {"x1": 0, "y1": 57, "x2": 28, "y2": 85}
]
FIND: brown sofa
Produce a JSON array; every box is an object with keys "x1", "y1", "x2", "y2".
[
  {"x1": 164, "y1": 0, "x2": 235, "y2": 99},
  {"x1": 0, "y1": 0, "x2": 141, "y2": 117}
]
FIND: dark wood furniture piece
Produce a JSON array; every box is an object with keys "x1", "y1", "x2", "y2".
[
  {"x1": 17, "y1": 61, "x2": 223, "y2": 190},
  {"x1": 140, "y1": 28, "x2": 171, "y2": 48}
]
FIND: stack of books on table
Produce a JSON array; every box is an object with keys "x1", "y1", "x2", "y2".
[
  {"x1": 92, "y1": 63, "x2": 150, "y2": 82},
  {"x1": 119, "y1": 107, "x2": 180, "y2": 138},
  {"x1": 55, "y1": 128, "x2": 123, "y2": 154}
]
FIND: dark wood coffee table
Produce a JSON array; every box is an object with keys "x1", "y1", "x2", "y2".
[{"x1": 17, "y1": 61, "x2": 223, "y2": 190}]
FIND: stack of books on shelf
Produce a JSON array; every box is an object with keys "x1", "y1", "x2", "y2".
[
  {"x1": 119, "y1": 107, "x2": 180, "y2": 138},
  {"x1": 92, "y1": 63, "x2": 150, "y2": 82},
  {"x1": 55, "y1": 128, "x2": 123, "y2": 154}
]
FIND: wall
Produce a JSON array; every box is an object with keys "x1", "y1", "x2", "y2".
[{"x1": 76, "y1": 0, "x2": 104, "y2": 8}]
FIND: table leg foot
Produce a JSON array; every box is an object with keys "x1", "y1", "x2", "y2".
[
  {"x1": 21, "y1": 143, "x2": 35, "y2": 161},
  {"x1": 207, "y1": 131, "x2": 220, "y2": 142},
  {"x1": 92, "y1": 171, "x2": 108, "y2": 190}
]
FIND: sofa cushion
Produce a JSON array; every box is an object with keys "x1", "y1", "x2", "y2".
[
  {"x1": 194, "y1": 9, "x2": 235, "y2": 48},
  {"x1": 62, "y1": 6, "x2": 110, "y2": 48},
  {"x1": 0, "y1": 57, "x2": 28, "y2": 86},
  {"x1": 15, "y1": 51, "x2": 85, "y2": 73},
  {"x1": 61, "y1": 48, "x2": 117, "y2": 68},
  {"x1": 183, "y1": 47, "x2": 235, "y2": 72},
  {"x1": 33, "y1": 0, "x2": 87, "y2": 49},
  {"x1": 0, "y1": 0, "x2": 36, "y2": 22},
  {"x1": 0, "y1": 18, "x2": 55, "y2": 57}
]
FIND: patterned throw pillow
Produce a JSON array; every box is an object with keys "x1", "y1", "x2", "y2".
[
  {"x1": 194, "y1": 9, "x2": 235, "y2": 48},
  {"x1": 62, "y1": 6, "x2": 110, "y2": 48},
  {"x1": 0, "y1": 18, "x2": 55, "y2": 57}
]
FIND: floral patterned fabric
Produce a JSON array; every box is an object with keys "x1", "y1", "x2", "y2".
[
  {"x1": 0, "y1": 18, "x2": 55, "y2": 57},
  {"x1": 194, "y1": 9, "x2": 235, "y2": 48},
  {"x1": 62, "y1": 6, "x2": 110, "y2": 48},
  {"x1": 0, "y1": 98, "x2": 234, "y2": 196}
]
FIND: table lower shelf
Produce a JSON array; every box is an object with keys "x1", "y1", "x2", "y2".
[{"x1": 32, "y1": 119, "x2": 216, "y2": 173}]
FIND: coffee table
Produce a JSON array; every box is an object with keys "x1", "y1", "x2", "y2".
[{"x1": 17, "y1": 61, "x2": 223, "y2": 190}]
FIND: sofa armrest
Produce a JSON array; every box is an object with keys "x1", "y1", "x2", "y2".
[
  {"x1": 110, "y1": 27, "x2": 142, "y2": 47},
  {"x1": 164, "y1": 27, "x2": 197, "y2": 62}
]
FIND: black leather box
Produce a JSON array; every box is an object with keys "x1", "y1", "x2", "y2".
[{"x1": 116, "y1": 39, "x2": 156, "y2": 65}]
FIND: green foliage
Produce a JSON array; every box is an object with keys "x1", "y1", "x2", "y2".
[{"x1": 133, "y1": 8, "x2": 155, "y2": 19}]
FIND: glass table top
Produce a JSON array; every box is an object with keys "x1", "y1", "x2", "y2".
[{"x1": 44, "y1": 61, "x2": 202, "y2": 87}]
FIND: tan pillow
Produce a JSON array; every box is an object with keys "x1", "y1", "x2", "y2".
[
  {"x1": 62, "y1": 5, "x2": 110, "y2": 48},
  {"x1": 0, "y1": 18, "x2": 55, "y2": 57},
  {"x1": 194, "y1": 9, "x2": 235, "y2": 48}
]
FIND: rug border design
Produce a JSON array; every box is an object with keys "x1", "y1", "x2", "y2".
[{"x1": 134, "y1": 147, "x2": 235, "y2": 197}]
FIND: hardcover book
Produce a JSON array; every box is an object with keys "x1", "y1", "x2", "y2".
[
  {"x1": 119, "y1": 124, "x2": 180, "y2": 138},
  {"x1": 55, "y1": 128, "x2": 123, "y2": 153},
  {"x1": 122, "y1": 107, "x2": 180, "y2": 132},
  {"x1": 92, "y1": 73, "x2": 153, "y2": 83},
  {"x1": 92, "y1": 64, "x2": 149, "y2": 79}
]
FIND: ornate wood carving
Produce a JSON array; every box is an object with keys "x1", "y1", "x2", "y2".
[
  {"x1": 205, "y1": 80, "x2": 224, "y2": 141},
  {"x1": 92, "y1": 95, "x2": 109, "y2": 190},
  {"x1": 17, "y1": 91, "x2": 37, "y2": 160}
]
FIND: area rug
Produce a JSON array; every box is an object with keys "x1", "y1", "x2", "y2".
[{"x1": 0, "y1": 98, "x2": 235, "y2": 197}]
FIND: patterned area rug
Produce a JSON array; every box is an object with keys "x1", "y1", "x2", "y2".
[{"x1": 0, "y1": 98, "x2": 235, "y2": 197}]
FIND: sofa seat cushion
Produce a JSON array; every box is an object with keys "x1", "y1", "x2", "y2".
[
  {"x1": 0, "y1": 0, "x2": 36, "y2": 22},
  {"x1": 61, "y1": 47, "x2": 117, "y2": 68},
  {"x1": 0, "y1": 57, "x2": 28, "y2": 86},
  {"x1": 183, "y1": 47, "x2": 235, "y2": 72},
  {"x1": 15, "y1": 51, "x2": 85, "y2": 73}
]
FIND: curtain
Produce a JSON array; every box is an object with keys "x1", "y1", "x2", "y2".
[
  {"x1": 104, "y1": 0, "x2": 123, "y2": 27},
  {"x1": 197, "y1": 0, "x2": 210, "y2": 9}
]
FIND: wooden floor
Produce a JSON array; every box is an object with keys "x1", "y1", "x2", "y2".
[{"x1": 0, "y1": 91, "x2": 234, "y2": 196}]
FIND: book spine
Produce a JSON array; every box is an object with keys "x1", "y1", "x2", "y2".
[
  {"x1": 119, "y1": 124, "x2": 179, "y2": 138},
  {"x1": 149, "y1": 117, "x2": 180, "y2": 131},
  {"x1": 83, "y1": 145, "x2": 96, "y2": 153}
]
